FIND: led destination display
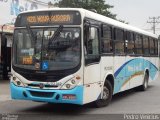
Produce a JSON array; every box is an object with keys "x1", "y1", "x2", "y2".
[{"x1": 15, "y1": 11, "x2": 81, "y2": 27}]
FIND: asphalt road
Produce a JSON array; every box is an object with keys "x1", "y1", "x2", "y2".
[{"x1": 0, "y1": 78, "x2": 160, "y2": 120}]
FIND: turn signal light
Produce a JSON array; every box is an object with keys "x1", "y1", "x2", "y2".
[{"x1": 76, "y1": 76, "x2": 81, "y2": 80}]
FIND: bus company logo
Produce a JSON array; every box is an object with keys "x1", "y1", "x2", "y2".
[{"x1": 39, "y1": 83, "x2": 44, "y2": 89}]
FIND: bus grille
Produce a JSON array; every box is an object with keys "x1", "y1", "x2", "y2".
[
  {"x1": 29, "y1": 91, "x2": 54, "y2": 98},
  {"x1": 22, "y1": 74, "x2": 66, "y2": 82},
  {"x1": 28, "y1": 84, "x2": 58, "y2": 88}
]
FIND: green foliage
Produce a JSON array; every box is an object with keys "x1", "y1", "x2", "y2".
[{"x1": 55, "y1": 0, "x2": 117, "y2": 19}]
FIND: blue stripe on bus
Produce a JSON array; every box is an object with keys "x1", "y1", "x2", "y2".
[
  {"x1": 113, "y1": 58, "x2": 158, "y2": 94},
  {"x1": 114, "y1": 59, "x2": 134, "y2": 78}
]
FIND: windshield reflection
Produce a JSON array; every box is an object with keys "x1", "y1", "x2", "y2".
[{"x1": 13, "y1": 27, "x2": 81, "y2": 71}]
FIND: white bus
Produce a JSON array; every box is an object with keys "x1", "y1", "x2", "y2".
[{"x1": 11, "y1": 8, "x2": 159, "y2": 107}]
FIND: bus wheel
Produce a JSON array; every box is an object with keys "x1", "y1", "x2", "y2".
[
  {"x1": 94, "y1": 80, "x2": 113, "y2": 108},
  {"x1": 139, "y1": 73, "x2": 149, "y2": 91}
]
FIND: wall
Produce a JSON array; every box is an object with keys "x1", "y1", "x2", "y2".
[{"x1": 0, "y1": 0, "x2": 48, "y2": 26}]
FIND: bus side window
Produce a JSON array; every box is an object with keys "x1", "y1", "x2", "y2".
[
  {"x1": 85, "y1": 26, "x2": 100, "y2": 65},
  {"x1": 143, "y1": 36, "x2": 149, "y2": 56},
  {"x1": 126, "y1": 31, "x2": 134, "y2": 55},
  {"x1": 149, "y1": 37, "x2": 155, "y2": 55},
  {"x1": 114, "y1": 28, "x2": 125, "y2": 55},
  {"x1": 154, "y1": 39, "x2": 158, "y2": 56},
  {"x1": 101, "y1": 25, "x2": 113, "y2": 53},
  {"x1": 135, "y1": 34, "x2": 143, "y2": 55}
]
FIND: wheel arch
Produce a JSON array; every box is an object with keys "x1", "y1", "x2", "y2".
[{"x1": 103, "y1": 73, "x2": 114, "y2": 91}]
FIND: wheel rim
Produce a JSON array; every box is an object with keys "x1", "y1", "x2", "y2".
[{"x1": 102, "y1": 87, "x2": 109, "y2": 100}]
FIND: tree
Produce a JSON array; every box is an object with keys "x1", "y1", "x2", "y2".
[{"x1": 55, "y1": 0, "x2": 117, "y2": 19}]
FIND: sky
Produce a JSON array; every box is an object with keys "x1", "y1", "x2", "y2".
[
  {"x1": 106, "y1": 0, "x2": 160, "y2": 35},
  {"x1": 46, "y1": 0, "x2": 160, "y2": 35}
]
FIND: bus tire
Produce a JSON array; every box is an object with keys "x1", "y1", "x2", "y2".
[
  {"x1": 139, "y1": 73, "x2": 149, "y2": 91},
  {"x1": 94, "y1": 80, "x2": 113, "y2": 108}
]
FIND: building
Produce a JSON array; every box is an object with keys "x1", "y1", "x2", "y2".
[{"x1": 0, "y1": 0, "x2": 49, "y2": 79}]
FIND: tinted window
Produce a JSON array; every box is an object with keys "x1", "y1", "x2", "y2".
[
  {"x1": 149, "y1": 37, "x2": 155, "y2": 55},
  {"x1": 126, "y1": 31, "x2": 134, "y2": 54},
  {"x1": 85, "y1": 26, "x2": 100, "y2": 65},
  {"x1": 155, "y1": 39, "x2": 158, "y2": 55},
  {"x1": 101, "y1": 25, "x2": 113, "y2": 53},
  {"x1": 143, "y1": 36, "x2": 149, "y2": 55},
  {"x1": 114, "y1": 28, "x2": 124, "y2": 54},
  {"x1": 135, "y1": 34, "x2": 142, "y2": 54},
  {"x1": 13, "y1": 28, "x2": 81, "y2": 70}
]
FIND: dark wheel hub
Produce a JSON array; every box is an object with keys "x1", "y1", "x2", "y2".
[{"x1": 102, "y1": 87, "x2": 109, "y2": 100}]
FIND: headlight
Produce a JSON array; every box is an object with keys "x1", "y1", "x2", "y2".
[
  {"x1": 60, "y1": 77, "x2": 80, "y2": 90},
  {"x1": 11, "y1": 76, "x2": 25, "y2": 87}
]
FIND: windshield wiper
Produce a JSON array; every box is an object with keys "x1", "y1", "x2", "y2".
[
  {"x1": 48, "y1": 25, "x2": 63, "y2": 45},
  {"x1": 26, "y1": 24, "x2": 35, "y2": 42}
]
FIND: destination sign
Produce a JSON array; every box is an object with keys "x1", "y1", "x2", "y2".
[
  {"x1": 15, "y1": 11, "x2": 81, "y2": 27},
  {"x1": 27, "y1": 14, "x2": 73, "y2": 24}
]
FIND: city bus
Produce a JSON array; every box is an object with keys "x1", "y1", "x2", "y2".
[{"x1": 10, "y1": 8, "x2": 159, "y2": 107}]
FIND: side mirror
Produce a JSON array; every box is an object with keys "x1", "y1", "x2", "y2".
[{"x1": 89, "y1": 27, "x2": 96, "y2": 40}]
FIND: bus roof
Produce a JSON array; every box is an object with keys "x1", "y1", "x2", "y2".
[{"x1": 19, "y1": 8, "x2": 158, "y2": 38}]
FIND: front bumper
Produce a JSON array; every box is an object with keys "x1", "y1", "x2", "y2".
[{"x1": 10, "y1": 82, "x2": 83, "y2": 105}]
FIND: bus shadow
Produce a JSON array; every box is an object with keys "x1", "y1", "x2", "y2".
[
  {"x1": 21, "y1": 103, "x2": 93, "y2": 115},
  {"x1": 21, "y1": 85, "x2": 154, "y2": 114},
  {"x1": 111, "y1": 85, "x2": 154, "y2": 103}
]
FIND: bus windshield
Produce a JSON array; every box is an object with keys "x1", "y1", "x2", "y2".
[{"x1": 13, "y1": 27, "x2": 81, "y2": 71}]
